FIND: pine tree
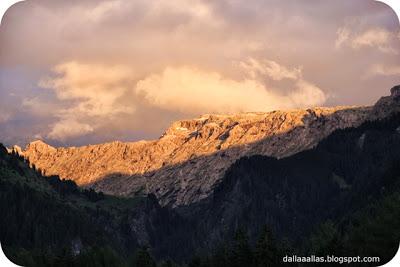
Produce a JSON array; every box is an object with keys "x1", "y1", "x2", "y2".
[
  {"x1": 188, "y1": 256, "x2": 202, "y2": 267},
  {"x1": 230, "y1": 229, "x2": 253, "y2": 267},
  {"x1": 131, "y1": 247, "x2": 157, "y2": 267},
  {"x1": 210, "y1": 245, "x2": 230, "y2": 267},
  {"x1": 254, "y1": 226, "x2": 279, "y2": 267}
]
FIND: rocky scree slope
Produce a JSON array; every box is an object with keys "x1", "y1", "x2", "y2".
[{"x1": 14, "y1": 87, "x2": 400, "y2": 207}]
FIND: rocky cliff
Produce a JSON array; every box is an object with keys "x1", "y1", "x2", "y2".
[{"x1": 14, "y1": 87, "x2": 400, "y2": 207}]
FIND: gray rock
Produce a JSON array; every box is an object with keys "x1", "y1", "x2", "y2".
[
  {"x1": 17, "y1": 86, "x2": 400, "y2": 208},
  {"x1": 390, "y1": 85, "x2": 400, "y2": 97}
]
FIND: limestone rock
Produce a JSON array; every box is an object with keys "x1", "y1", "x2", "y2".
[{"x1": 16, "y1": 88, "x2": 399, "y2": 207}]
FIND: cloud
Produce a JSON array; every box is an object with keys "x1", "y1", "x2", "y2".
[
  {"x1": 238, "y1": 58, "x2": 302, "y2": 81},
  {"x1": 48, "y1": 119, "x2": 94, "y2": 141},
  {"x1": 335, "y1": 27, "x2": 351, "y2": 49},
  {"x1": 0, "y1": 0, "x2": 399, "y2": 146},
  {"x1": 367, "y1": 64, "x2": 400, "y2": 76},
  {"x1": 83, "y1": 0, "x2": 123, "y2": 23},
  {"x1": 40, "y1": 62, "x2": 133, "y2": 104},
  {"x1": 336, "y1": 26, "x2": 398, "y2": 54},
  {"x1": 29, "y1": 59, "x2": 326, "y2": 141},
  {"x1": 287, "y1": 80, "x2": 327, "y2": 107},
  {"x1": 22, "y1": 97, "x2": 61, "y2": 117},
  {"x1": 352, "y1": 28, "x2": 396, "y2": 53},
  {"x1": 0, "y1": 112, "x2": 10, "y2": 123},
  {"x1": 38, "y1": 62, "x2": 136, "y2": 140},
  {"x1": 136, "y1": 60, "x2": 326, "y2": 114}
]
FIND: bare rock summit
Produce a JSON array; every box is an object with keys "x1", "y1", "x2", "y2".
[{"x1": 15, "y1": 88, "x2": 399, "y2": 207}]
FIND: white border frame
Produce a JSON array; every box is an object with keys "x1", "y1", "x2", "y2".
[{"x1": 0, "y1": 0, "x2": 399, "y2": 266}]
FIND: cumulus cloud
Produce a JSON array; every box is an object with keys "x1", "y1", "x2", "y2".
[
  {"x1": 27, "y1": 59, "x2": 326, "y2": 141},
  {"x1": 48, "y1": 119, "x2": 94, "y2": 141},
  {"x1": 38, "y1": 62, "x2": 136, "y2": 140},
  {"x1": 336, "y1": 27, "x2": 398, "y2": 54},
  {"x1": 40, "y1": 62, "x2": 133, "y2": 107},
  {"x1": 136, "y1": 60, "x2": 326, "y2": 114}
]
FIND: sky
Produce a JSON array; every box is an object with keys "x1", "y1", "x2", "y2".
[{"x1": 0, "y1": 0, "x2": 399, "y2": 147}]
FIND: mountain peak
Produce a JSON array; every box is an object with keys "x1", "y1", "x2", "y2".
[
  {"x1": 18, "y1": 106, "x2": 375, "y2": 206},
  {"x1": 25, "y1": 140, "x2": 56, "y2": 154},
  {"x1": 15, "y1": 87, "x2": 399, "y2": 207},
  {"x1": 390, "y1": 85, "x2": 400, "y2": 97},
  {"x1": 372, "y1": 86, "x2": 400, "y2": 119}
]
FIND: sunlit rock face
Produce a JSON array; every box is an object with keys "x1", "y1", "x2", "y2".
[{"x1": 15, "y1": 89, "x2": 399, "y2": 207}]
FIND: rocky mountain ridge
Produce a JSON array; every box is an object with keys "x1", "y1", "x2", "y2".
[{"x1": 13, "y1": 87, "x2": 400, "y2": 207}]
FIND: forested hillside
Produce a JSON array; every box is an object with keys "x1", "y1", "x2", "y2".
[{"x1": 0, "y1": 145, "x2": 188, "y2": 266}]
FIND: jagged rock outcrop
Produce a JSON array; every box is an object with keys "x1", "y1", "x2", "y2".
[
  {"x1": 390, "y1": 85, "x2": 400, "y2": 97},
  {"x1": 372, "y1": 85, "x2": 400, "y2": 118},
  {"x1": 190, "y1": 111, "x2": 400, "y2": 255},
  {"x1": 14, "y1": 88, "x2": 399, "y2": 207}
]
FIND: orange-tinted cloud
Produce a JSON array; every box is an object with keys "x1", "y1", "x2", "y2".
[
  {"x1": 38, "y1": 62, "x2": 136, "y2": 140},
  {"x1": 136, "y1": 62, "x2": 325, "y2": 114}
]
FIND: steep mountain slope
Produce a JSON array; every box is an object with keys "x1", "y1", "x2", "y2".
[
  {"x1": 185, "y1": 112, "x2": 400, "y2": 265},
  {"x1": 2, "y1": 98, "x2": 400, "y2": 266},
  {"x1": 15, "y1": 107, "x2": 370, "y2": 206},
  {"x1": 15, "y1": 87, "x2": 400, "y2": 207}
]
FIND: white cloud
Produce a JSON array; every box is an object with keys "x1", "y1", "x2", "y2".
[
  {"x1": 33, "y1": 59, "x2": 326, "y2": 140},
  {"x1": 136, "y1": 61, "x2": 326, "y2": 114},
  {"x1": 238, "y1": 58, "x2": 302, "y2": 80},
  {"x1": 335, "y1": 27, "x2": 351, "y2": 49},
  {"x1": 367, "y1": 64, "x2": 400, "y2": 76},
  {"x1": 40, "y1": 62, "x2": 133, "y2": 103},
  {"x1": 38, "y1": 62, "x2": 136, "y2": 140},
  {"x1": 48, "y1": 119, "x2": 94, "y2": 141},
  {"x1": 351, "y1": 28, "x2": 396, "y2": 53},
  {"x1": 336, "y1": 27, "x2": 398, "y2": 54},
  {"x1": 287, "y1": 80, "x2": 327, "y2": 107}
]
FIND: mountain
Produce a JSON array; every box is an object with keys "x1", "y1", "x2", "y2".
[
  {"x1": 15, "y1": 87, "x2": 400, "y2": 208},
  {"x1": 0, "y1": 145, "x2": 189, "y2": 265},
  {"x1": 16, "y1": 107, "x2": 370, "y2": 208},
  {"x1": 190, "y1": 111, "x2": 400, "y2": 255},
  {"x1": 2, "y1": 86, "x2": 400, "y2": 266}
]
